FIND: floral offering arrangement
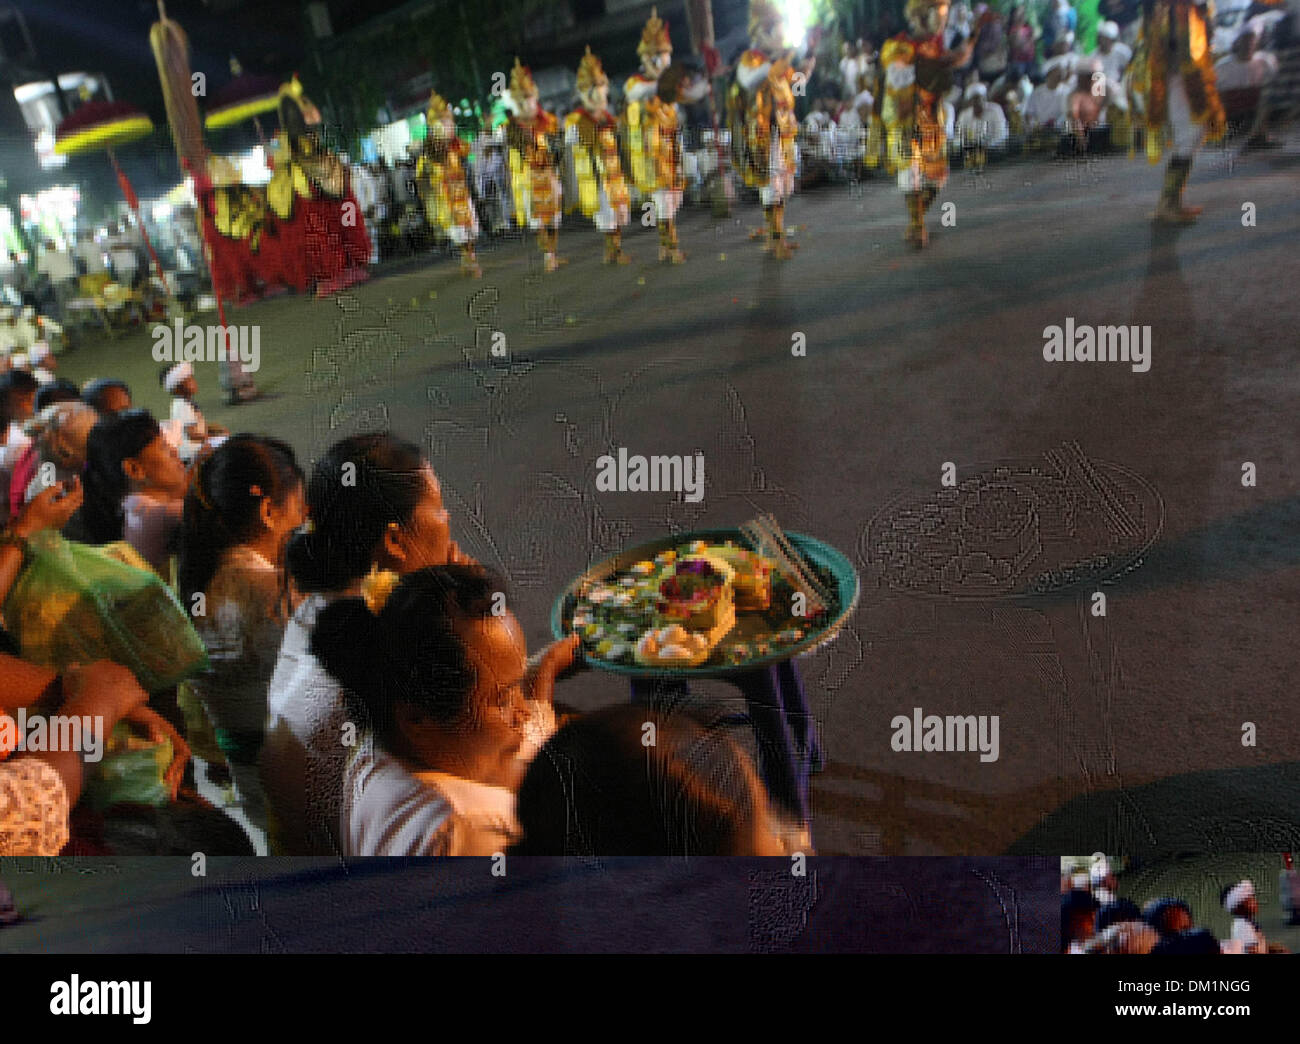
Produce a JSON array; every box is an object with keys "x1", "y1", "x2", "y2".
[{"x1": 569, "y1": 538, "x2": 833, "y2": 670}]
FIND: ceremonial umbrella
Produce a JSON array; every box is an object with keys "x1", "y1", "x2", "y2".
[
  {"x1": 150, "y1": 0, "x2": 256, "y2": 401},
  {"x1": 204, "y1": 60, "x2": 281, "y2": 139},
  {"x1": 52, "y1": 99, "x2": 169, "y2": 291}
]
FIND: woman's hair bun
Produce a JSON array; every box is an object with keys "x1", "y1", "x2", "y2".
[{"x1": 310, "y1": 596, "x2": 386, "y2": 702}]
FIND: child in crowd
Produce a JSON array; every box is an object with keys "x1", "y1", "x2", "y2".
[{"x1": 161, "y1": 362, "x2": 227, "y2": 465}]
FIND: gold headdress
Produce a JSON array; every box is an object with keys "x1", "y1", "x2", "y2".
[
  {"x1": 576, "y1": 46, "x2": 609, "y2": 92},
  {"x1": 427, "y1": 90, "x2": 451, "y2": 123},
  {"x1": 638, "y1": 7, "x2": 672, "y2": 57},
  {"x1": 748, "y1": 0, "x2": 784, "y2": 38},
  {"x1": 509, "y1": 57, "x2": 537, "y2": 102},
  {"x1": 278, "y1": 74, "x2": 320, "y2": 133},
  {"x1": 279, "y1": 73, "x2": 306, "y2": 104}
]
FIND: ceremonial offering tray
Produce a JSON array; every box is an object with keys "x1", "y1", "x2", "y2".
[{"x1": 551, "y1": 528, "x2": 859, "y2": 678}]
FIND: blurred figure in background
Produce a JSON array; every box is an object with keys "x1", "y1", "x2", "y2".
[
  {"x1": 1223, "y1": 879, "x2": 1266, "y2": 953},
  {"x1": 1214, "y1": 28, "x2": 1281, "y2": 148},
  {"x1": 1061, "y1": 889, "x2": 1099, "y2": 952}
]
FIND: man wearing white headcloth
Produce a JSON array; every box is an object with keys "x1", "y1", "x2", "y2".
[
  {"x1": 1024, "y1": 60, "x2": 1073, "y2": 134},
  {"x1": 955, "y1": 82, "x2": 1009, "y2": 151},
  {"x1": 1224, "y1": 879, "x2": 1266, "y2": 953},
  {"x1": 1092, "y1": 21, "x2": 1132, "y2": 85},
  {"x1": 161, "y1": 361, "x2": 223, "y2": 465}
]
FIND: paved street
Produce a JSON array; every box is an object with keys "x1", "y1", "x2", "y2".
[{"x1": 52, "y1": 136, "x2": 1300, "y2": 857}]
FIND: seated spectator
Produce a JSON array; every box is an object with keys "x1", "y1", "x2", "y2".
[
  {"x1": 1090, "y1": 21, "x2": 1133, "y2": 146},
  {"x1": 81, "y1": 377, "x2": 132, "y2": 416},
  {"x1": 1062, "y1": 889, "x2": 1099, "y2": 952},
  {"x1": 0, "y1": 475, "x2": 85, "y2": 610},
  {"x1": 1215, "y1": 29, "x2": 1280, "y2": 147},
  {"x1": 955, "y1": 83, "x2": 1010, "y2": 152},
  {"x1": 1222, "y1": 879, "x2": 1267, "y2": 953},
  {"x1": 0, "y1": 658, "x2": 150, "y2": 857},
  {"x1": 311, "y1": 565, "x2": 578, "y2": 856},
  {"x1": 80, "y1": 409, "x2": 188, "y2": 576},
  {"x1": 8, "y1": 398, "x2": 93, "y2": 520},
  {"x1": 1084, "y1": 920, "x2": 1159, "y2": 953},
  {"x1": 35, "y1": 240, "x2": 75, "y2": 288},
  {"x1": 0, "y1": 370, "x2": 38, "y2": 527},
  {"x1": 262, "y1": 433, "x2": 475, "y2": 856},
  {"x1": 73, "y1": 230, "x2": 106, "y2": 277},
  {"x1": 160, "y1": 362, "x2": 227, "y2": 466},
  {"x1": 1142, "y1": 896, "x2": 1193, "y2": 938},
  {"x1": 1024, "y1": 63, "x2": 1073, "y2": 134},
  {"x1": 1091, "y1": 21, "x2": 1132, "y2": 86},
  {"x1": 513, "y1": 704, "x2": 794, "y2": 857},
  {"x1": 1068, "y1": 60, "x2": 1110, "y2": 149},
  {"x1": 177, "y1": 435, "x2": 305, "y2": 832},
  {"x1": 33, "y1": 378, "x2": 79, "y2": 414},
  {"x1": 835, "y1": 90, "x2": 876, "y2": 167}
]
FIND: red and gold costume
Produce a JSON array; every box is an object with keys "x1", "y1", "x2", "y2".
[
  {"x1": 874, "y1": 0, "x2": 985, "y2": 247},
  {"x1": 197, "y1": 76, "x2": 368, "y2": 298},
  {"x1": 267, "y1": 76, "x2": 370, "y2": 294},
  {"x1": 418, "y1": 91, "x2": 481, "y2": 276},
  {"x1": 1130, "y1": 0, "x2": 1224, "y2": 222},
  {"x1": 505, "y1": 59, "x2": 565, "y2": 270},
  {"x1": 621, "y1": 8, "x2": 673, "y2": 201},
  {"x1": 565, "y1": 47, "x2": 632, "y2": 264},
  {"x1": 728, "y1": 0, "x2": 803, "y2": 258},
  {"x1": 645, "y1": 66, "x2": 697, "y2": 262}
]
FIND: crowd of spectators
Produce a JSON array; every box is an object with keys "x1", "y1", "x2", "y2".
[{"x1": 1061, "y1": 856, "x2": 1295, "y2": 954}]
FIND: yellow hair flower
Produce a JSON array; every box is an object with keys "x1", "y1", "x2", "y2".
[{"x1": 361, "y1": 566, "x2": 400, "y2": 615}]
